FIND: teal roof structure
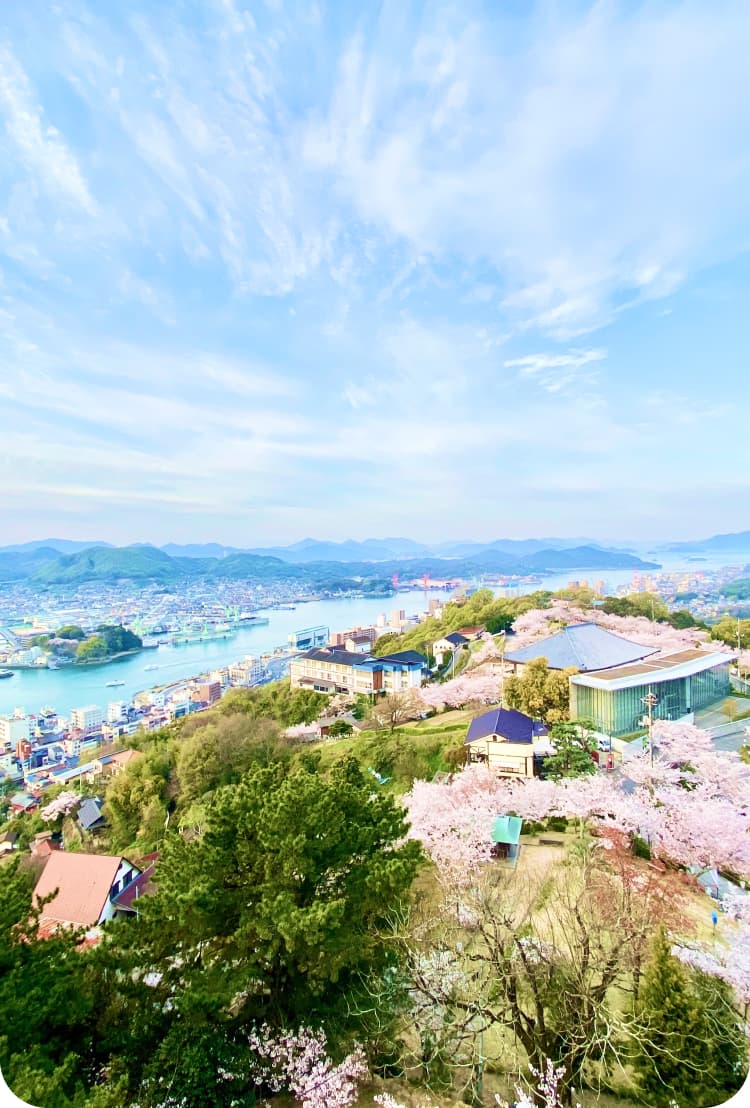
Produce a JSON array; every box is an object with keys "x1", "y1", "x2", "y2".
[{"x1": 492, "y1": 815, "x2": 523, "y2": 845}]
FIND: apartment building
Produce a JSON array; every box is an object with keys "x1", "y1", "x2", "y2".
[
  {"x1": 0, "y1": 713, "x2": 31, "y2": 748},
  {"x1": 290, "y1": 647, "x2": 426, "y2": 696},
  {"x1": 70, "y1": 705, "x2": 103, "y2": 736}
]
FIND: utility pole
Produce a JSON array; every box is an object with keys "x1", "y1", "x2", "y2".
[{"x1": 641, "y1": 689, "x2": 659, "y2": 766}]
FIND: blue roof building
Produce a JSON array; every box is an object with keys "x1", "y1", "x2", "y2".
[
  {"x1": 504, "y1": 622, "x2": 658, "y2": 673},
  {"x1": 465, "y1": 707, "x2": 547, "y2": 779}
]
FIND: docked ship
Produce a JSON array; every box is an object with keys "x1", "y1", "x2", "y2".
[{"x1": 0, "y1": 669, "x2": 14, "y2": 679}]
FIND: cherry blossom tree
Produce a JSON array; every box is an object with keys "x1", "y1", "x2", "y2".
[
  {"x1": 406, "y1": 720, "x2": 750, "y2": 878},
  {"x1": 420, "y1": 672, "x2": 502, "y2": 712},
  {"x1": 247, "y1": 1024, "x2": 368, "y2": 1108},
  {"x1": 466, "y1": 632, "x2": 502, "y2": 670},
  {"x1": 40, "y1": 791, "x2": 81, "y2": 822}
]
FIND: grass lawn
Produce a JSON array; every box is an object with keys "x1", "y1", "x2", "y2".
[{"x1": 310, "y1": 708, "x2": 477, "y2": 792}]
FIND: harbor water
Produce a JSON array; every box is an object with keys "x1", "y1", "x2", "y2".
[{"x1": 0, "y1": 588, "x2": 454, "y2": 718}]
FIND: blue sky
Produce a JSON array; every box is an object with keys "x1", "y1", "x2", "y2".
[{"x1": 1, "y1": 0, "x2": 749, "y2": 547}]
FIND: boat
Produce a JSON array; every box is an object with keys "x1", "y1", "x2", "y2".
[
  {"x1": 0, "y1": 669, "x2": 13, "y2": 679},
  {"x1": 144, "y1": 664, "x2": 159, "y2": 671},
  {"x1": 105, "y1": 679, "x2": 125, "y2": 687}
]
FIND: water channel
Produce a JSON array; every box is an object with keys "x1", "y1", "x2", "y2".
[{"x1": 0, "y1": 555, "x2": 742, "y2": 718}]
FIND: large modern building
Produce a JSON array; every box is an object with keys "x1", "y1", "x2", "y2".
[
  {"x1": 569, "y1": 649, "x2": 734, "y2": 737},
  {"x1": 290, "y1": 647, "x2": 426, "y2": 697},
  {"x1": 504, "y1": 622, "x2": 658, "y2": 672}
]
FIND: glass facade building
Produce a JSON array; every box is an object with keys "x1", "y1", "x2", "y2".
[{"x1": 570, "y1": 652, "x2": 732, "y2": 737}]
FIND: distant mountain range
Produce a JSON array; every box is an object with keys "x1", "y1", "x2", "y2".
[
  {"x1": 0, "y1": 538, "x2": 659, "y2": 586},
  {"x1": 660, "y1": 530, "x2": 750, "y2": 554}
]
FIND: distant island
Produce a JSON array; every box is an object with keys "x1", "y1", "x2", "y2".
[
  {"x1": 0, "y1": 538, "x2": 660, "y2": 588},
  {"x1": 27, "y1": 624, "x2": 143, "y2": 667}
]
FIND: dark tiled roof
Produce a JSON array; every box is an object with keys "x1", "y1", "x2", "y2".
[
  {"x1": 379, "y1": 650, "x2": 427, "y2": 667},
  {"x1": 504, "y1": 622, "x2": 658, "y2": 672},
  {"x1": 78, "y1": 798, "x2": 106, "y2": 831},
  {"x1": 465, "y1": 707, "x2": 547, "y2": 746},
  {"x1": 303, "y1": 648, "x2": 371, "y2": 667}
]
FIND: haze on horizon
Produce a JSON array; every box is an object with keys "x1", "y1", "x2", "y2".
[{"x1": 2, "y1": 1, "x2": 750, "y2": 547}]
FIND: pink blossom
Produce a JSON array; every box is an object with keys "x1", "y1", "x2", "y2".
[
  {"x1": 40, "y1": 791, "x2": 82, "y2": 822},
  {"x1": 248, "y1": 1024, "x2": 367, "y2": 1108},
  {"x1": 406, "y1": 720, "x2": 750, "y2": 880}
]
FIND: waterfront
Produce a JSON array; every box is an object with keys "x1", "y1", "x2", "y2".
[
  {"x1": 0, "y1": 588, "x2": 454, "y2": 717},
  {"x1": 0, "y1": 553, "x2": 745, "y2": 719}
]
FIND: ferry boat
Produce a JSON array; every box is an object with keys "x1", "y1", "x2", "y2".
[{"x1": 0, "y1": 669, "x2": 13, "y2": 679}]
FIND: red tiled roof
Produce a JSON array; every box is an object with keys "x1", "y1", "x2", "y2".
[{"x1": 33, "y1": 852, "x2": 130, "y2": 928}]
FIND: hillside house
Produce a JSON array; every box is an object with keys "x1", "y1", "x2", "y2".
[
  {"x1": 465, "y1": 707, "x2": 548, "y2": 779},
  {"x1": 33, "y1": 851, "x2": 141, "y2": 932}
]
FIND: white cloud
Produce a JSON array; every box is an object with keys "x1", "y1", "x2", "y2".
[
  {"x1": 504, "y1": 347, "x2": 606, "y2": 391},
  {"x1": 0, "y1": 46, "x2": 96, "y2": 214},
  {"x1": 302, "y1": 1, "x2": 750, "y2": 335}
]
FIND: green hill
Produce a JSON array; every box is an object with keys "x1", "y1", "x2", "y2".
[{"x1": 32, "y1": 545, "x2": 185, "y2": 584}]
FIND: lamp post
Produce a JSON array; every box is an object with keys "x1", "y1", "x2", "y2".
[{"x1": 641, "y1": 690, "x2": 659, "y2": 766}]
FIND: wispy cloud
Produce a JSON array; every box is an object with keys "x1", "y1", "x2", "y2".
[
  {"x1": 1, "y1": 1, "x2": 749, "y2": 543},
  {"x1": 504, "y1": 348, "x2": 606, "y2": 391}
]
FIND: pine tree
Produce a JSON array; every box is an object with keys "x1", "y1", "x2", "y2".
[{"x1": 632, "y1": 927, "x2": 717, "y2": 1106}]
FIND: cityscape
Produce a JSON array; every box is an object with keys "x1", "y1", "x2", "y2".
[{"x1": 3, "y1": 0, "x2": 750, "y2": 1105}]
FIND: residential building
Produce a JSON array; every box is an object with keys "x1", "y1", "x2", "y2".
[
  {"x1": 9, "y1": 791, "x2": 39, "y2": 813},
  {"x1": 77, "y1": 797, "x2": 106, "y2": 833},
  {"x1": 504, "y1": 622, "x2": 659, "y2": 673},
  {"x1": 0, "y1": 713, "x2": 30, "y2": 748},
  {"x1": 191, "y1": 680, "x2": 222, "y2": 706},
  {"x1": 289, "y1": 647, "x2": 426, "y2": 696},
  {"x1": 33, "y1": 851, "x2": 141, "y2": 931},
  {"x1": 107, "y1": 701, "x2": 126, "y2": 724},
  {"x1": 464, "y1": 707, "x2": 548, "y2": 779},
  {"x1": 70, "y1": 705, "x2": 103, "y2": 736},
  {"x1": 228, "y1": 655, "x2": 264, "y2": 685},
  {"x1": 456, "y1": 626, "x2": 485, "y2": 641},
  {"x1": 329, "y1": 626, "x2": 378, "y2": 649},
  {"x1": 569, "y1": 649, "x2": 735, "y2": 738},
  {"x1": 433, "y1": 631, "x2": 469, "y2": 666}
]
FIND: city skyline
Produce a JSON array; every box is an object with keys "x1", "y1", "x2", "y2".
[{"x1": 2, "y1": 1, "x2": 750, "y2": 545}]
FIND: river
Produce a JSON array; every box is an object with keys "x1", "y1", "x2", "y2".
[
  {"x1": 1, "y1": 554, "x2": 744, "y2": 719},
  {"x1": 0, "y1": 588, "x2": 454, "y2": 718}
]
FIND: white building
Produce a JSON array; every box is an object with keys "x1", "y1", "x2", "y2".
[
  {"x1": 0, "y1": 714, "x2": 30, "y2": 748},
  {"x1": 107, "y1": 701, "x2": 126, "y2": 724},
  {"x1": 228, "y1": 656, "x2": 264, "y2": 685},
  {"x1": 70, "y1": 705, "x2": 103, "y2": 736}
]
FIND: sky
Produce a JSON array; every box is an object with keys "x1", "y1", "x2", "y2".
[{"x1": 1, "y1": 0, "x2": 749, "y2": 548}]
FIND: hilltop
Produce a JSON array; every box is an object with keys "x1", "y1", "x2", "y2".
[{"x1": 7, "y1": 540, "x2": 660, "y2": 587}]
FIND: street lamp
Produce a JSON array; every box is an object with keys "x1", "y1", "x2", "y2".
[{"x1": 641, "y1": 690, "x2": 659, "y2": 766}]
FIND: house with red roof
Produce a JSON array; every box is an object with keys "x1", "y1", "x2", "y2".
[{"x1": 33, "y1": 850, "x2": 141, "y2": 932}]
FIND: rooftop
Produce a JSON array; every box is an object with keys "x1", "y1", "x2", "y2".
[
  {"x1": 465, "y1": 707, "x2": 547, "y2": 746},
  {"x1": 571, "y1": 649, "x2": 735, "y2": 691},
  {"x1": 33, "y1": 851, "x2": 136, "y2": 928},
  {"x1": 504, "y1": 622, "x2": 658, "y2": 672}
]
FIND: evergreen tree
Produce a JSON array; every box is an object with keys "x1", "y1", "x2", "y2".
[
  {"x1": 632, "y1": 927, "x2": 722, "y2": 1106},
  {"x1": 542, "y1": 721, "x2": 597, "y2": 781},
  {"x1": 99, "y1": 758, "x2": 422, "y2": 1103}
]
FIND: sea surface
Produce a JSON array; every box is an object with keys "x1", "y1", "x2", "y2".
[
  {"x1": 0, "y1": 553, "x2": 744, "y2": 719},
  {"x1": 0, "y1": 588, "x2": 454, "y2": 718}
]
